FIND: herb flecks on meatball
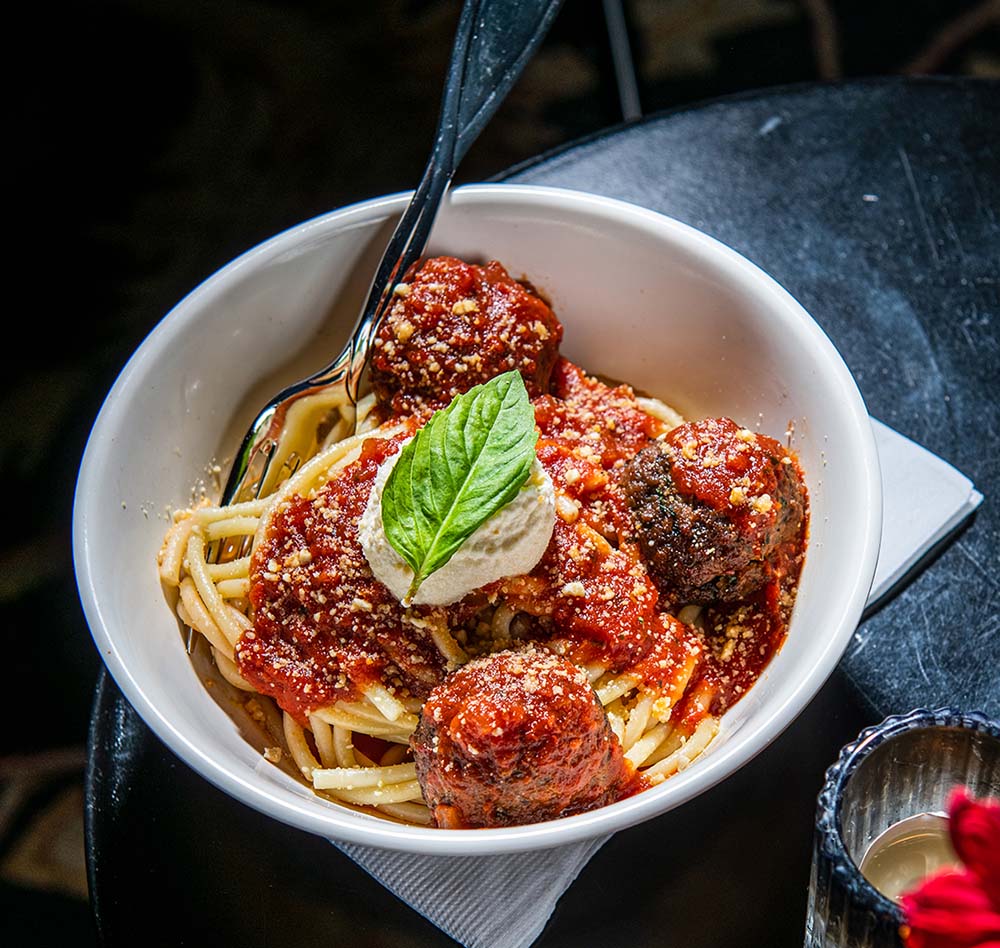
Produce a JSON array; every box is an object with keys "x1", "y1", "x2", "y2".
[
  {"x1": 370, "y1": 256, "x2": 563, "y2": 415},
  {"x1": 622, "y1": 417, "x2": 806, "y2": 604},
  {"x1": 411, "y1": 647, "x2": 631, "y2": 828}
]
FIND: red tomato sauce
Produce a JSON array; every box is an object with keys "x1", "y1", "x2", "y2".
[
  {"x1": 413, "y1": 648, "x2": 635, "y2": 827},
  {"x1": 664, "y1": 416, "x2": 785, "y2": 535},
  {"x1": 237, "y1": 258, "x2": 808, "y2": 766},
  {"x1": 238, "y1": 429, "x2": 453, "y2": 725},
  {"x1": 370, "y1": 256, "x2": 563, "y2": 415},
  {"x1": 498, "y1": 359, "x2": 670, "y2": 674},
  {"x1": 695, "y1": 516, "x2": 807, "y2": 713}
]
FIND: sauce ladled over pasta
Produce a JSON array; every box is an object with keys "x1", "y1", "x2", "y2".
[{"x1": 160, "y1": 254, "x2": 808, "y2": 828}]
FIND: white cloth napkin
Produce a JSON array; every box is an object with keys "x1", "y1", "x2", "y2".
[
  {"x1": 333, "y1": 417, "x2": 983, "y2": 948},
  {"x1": 336, "y1": 835, "x2": 608, "y2": 947},
  {"x1": 867, "y1": 419, "x2": 983, "y2": 605}
]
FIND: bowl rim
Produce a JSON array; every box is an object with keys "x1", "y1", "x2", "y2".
[{"x1": 74, "y1": 183, "x2": 882, "y2": 854}]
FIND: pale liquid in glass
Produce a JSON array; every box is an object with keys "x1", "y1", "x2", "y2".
[{"x1": 858, "y1": 812, "x2": 960, "y2": 902}]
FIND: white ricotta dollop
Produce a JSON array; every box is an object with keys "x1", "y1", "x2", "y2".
[{"x1": 358, "y1": 446, "x2": 556, "y2": 606}]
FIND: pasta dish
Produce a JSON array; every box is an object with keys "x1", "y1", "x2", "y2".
[{"x1": 158, "y1": 255, "x2": 808, "y2": 829}]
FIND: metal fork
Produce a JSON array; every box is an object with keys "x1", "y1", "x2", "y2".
[{"x1": 219, "y1": 0, "x2": 564, "y2": 509}]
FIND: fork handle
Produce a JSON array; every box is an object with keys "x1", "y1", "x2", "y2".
[
  {"x1": 342, "y1": 0, "x2": 565, "y2": 405},
  {"x1": 220, "y1": 0, "x2": 562, "y2": 504}
]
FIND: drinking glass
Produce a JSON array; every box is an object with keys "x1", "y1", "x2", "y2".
[{"x1": 805, "y1": 708, "x2": 1000, "y2": 947}]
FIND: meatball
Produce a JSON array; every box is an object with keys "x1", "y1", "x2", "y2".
[
  {"x1": 370, "y1": 256, "x2": 563, "y2": 415},
  {"x1": 622, "y1": 417, "x2": 806, "y2": 604},
  {"x1": 411, "y1": 647, "x2": 630, "y2": 828}
]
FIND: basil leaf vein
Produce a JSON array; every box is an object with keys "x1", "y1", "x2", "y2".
[{"x1": 381, "y1": 370, "x2": 538, "y2": 602}]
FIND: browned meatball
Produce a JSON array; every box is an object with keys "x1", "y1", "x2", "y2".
[
  {"x1": 370, "y1": 256, "x2": 563, "y2": 415},
  {"x1": 622, "y1": 417, "x2": 807, "y2": 604},
  {"x1": 411, "y1": 647, "x2": 631, "y2": 828}
]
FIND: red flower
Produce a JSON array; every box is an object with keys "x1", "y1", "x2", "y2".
[
  {"x1": 950, "y1": 790, "x2": 1000, "y2": 908},
  {"x1": 901, "y1": 870, "x2": 1000, "y2": 948},
  {"x1": 900, "y1": 789, "x2": 1000, "y2": 948}
]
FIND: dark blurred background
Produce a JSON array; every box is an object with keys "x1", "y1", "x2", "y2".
[{"x1": 5, "y1": 0, "x2": 998, "y2": 941}]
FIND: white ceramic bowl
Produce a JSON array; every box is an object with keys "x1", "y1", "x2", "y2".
[{"x1": 74, "y1": 184, "x2": 881, "y2": 854}]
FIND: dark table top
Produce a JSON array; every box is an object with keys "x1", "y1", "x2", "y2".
[{"x1": 86, "y1": 78, "x2": 999, "y2": 947}]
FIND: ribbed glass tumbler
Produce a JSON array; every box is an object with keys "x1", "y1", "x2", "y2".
[{"x1": 805, "y1": 708, "x2": 1000, "y2": 948}]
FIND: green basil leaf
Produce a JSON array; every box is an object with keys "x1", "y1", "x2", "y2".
[{"x1": 381, "y1": 370, "x2": 538, "y2": 602}]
